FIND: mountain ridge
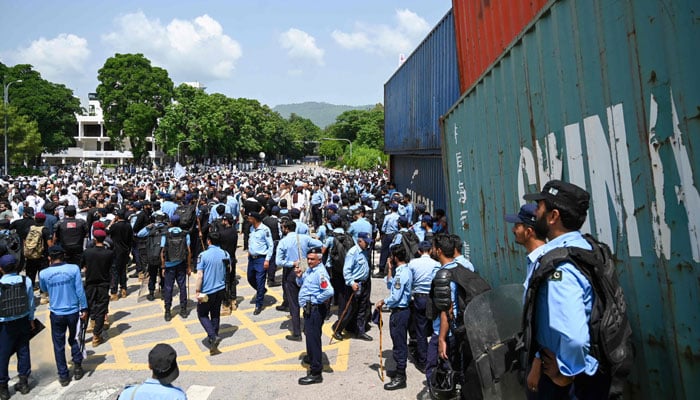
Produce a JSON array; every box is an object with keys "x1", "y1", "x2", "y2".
[{"x1": 273, "y1": 101, "x2": 375, "y2": 128}]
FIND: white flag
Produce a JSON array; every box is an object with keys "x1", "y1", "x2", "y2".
[{"x1": 174, "y1": 162, "x2": 187, "y2": 179}]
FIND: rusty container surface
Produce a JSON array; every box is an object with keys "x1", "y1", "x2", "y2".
[
  {"x1": 441, "y1": 0, "x2": 699, "y2": 398},
  {"x1": 452, "y1": 0, "x2": 548, "y2": 93},
  {"x1": 384, "y1": 9, "x2": 460, "y2": 155}
]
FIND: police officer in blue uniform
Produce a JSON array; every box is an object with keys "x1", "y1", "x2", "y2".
[
  {"x1": 522, "y1": 180, "x2": 607, "y2": 399},
  {"x1": 118, "y1": 343, "x2": 186, "y2": 400},
  {"x1": 276, "y1": 219, "x2": 322, "y2": 341},
  {"x1": 0, "y1": 255, "x2": 35, "y2": 399},
  {"x1": 39, "y1": 245, "x2": 88, "y2": 386},
  {"x1": 407, "y1": 240, "x2": 440, "y2": 373},
  {"x1": 375, "y1": 202, "x2": 399, "y2": 278},
  {"x1": 160, "y1": 214, "x2": 191, "y2": 321},
  {"x1": 195, "y1": 231, "x2": 230, "y2": 355},
  {"x1": 375, "y1": 244, "x2": 412, "y2": 390},
  {"x1": 334, "y1": 232, "x2": 372, "y2": 341},
  {"x1": 296, "y1": 246, "x2": 333, "y2": 385},
  {"x1": 246, "y1": 212, "x2": 273, "y2": 315}
]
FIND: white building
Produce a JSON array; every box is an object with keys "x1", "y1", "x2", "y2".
[{"x1": 41, "y1": 93, "x2": 164, "y2": 165}]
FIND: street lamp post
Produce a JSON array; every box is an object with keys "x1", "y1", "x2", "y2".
[
  {"x1": 3, "y1": 77, "x2": 22, "y2": 176},
  {"x1": 177, "y1": 139, "x2": 196, "y2": 163},
  {"x1": 321, "y1": 137, "x2": 352, "y2": 157}
]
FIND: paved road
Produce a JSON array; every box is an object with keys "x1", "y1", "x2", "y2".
[{"x1": 9, "y1": 243, "x2": 433, "y2": 400}]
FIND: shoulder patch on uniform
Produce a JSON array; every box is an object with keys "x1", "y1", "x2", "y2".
[
  {"x1": 320, "y1": 276, "x2": 328, "y2": 289},
  {"x1": 197, "y1": 254, "x2": 202, "y2": 264},
  {"x1": 550, "y1": 270, "x2": 563, "y2": 281},
  {"x1": 393, "y1": 277, "x2": 401, "y2": 290}
]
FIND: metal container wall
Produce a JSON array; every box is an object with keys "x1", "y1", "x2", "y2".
[
  {"x1": 441, "y1": 0, "x2": 699, "y2": 398},
  {"x1": 390, "y1": 155, "x2": 447, "y2": 214},
  {"x1": 452, "y1": 0, "x2": 548, "y2": 93},
  {"x1": 384, "y1": 10, "x2": 460, "y2": 155}
]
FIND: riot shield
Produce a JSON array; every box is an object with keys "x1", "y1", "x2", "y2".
[{"x1": 463, "y1": 283, "x2": 524, "y2": 399}]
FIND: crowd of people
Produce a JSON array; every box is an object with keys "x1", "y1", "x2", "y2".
[{"x1": 0, "y1": 162, "x2": 618, "y2": 400}]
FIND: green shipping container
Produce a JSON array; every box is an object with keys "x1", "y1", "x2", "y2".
[{"x1": 441, "y1": 0, "x2": 699, "y2": 398}]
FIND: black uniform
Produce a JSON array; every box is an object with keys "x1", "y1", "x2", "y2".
[{"x1": 81, "y1": 245, "x2": 113, "y2": 338}]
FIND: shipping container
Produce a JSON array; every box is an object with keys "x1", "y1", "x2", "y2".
[
  {"x1": 452, "y1": 0, "x2": 548, "y2": 93},
  {"x1": 390, "y1": 155, "x2": 446, "y2": 215},
  {"x1": 384, "y1": 9, "x2": 460, "y2": 155},
  {"x1": 441, "y1": 0, "x2": 699, "y2": 398}
]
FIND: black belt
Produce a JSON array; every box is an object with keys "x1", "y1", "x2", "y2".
[
  {"x1": 413, "y1": 293, "x2": 429, "y2": 297},
  {"x1": 391, "y1": 307, "x2": 409, "y2": 312},
  {"x1": 249, "y1": 254, "x2": 265, "y2": 260}
]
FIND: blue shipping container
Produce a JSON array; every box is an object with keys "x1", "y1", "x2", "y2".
[
  {"x1": 384, "y1": 9, "x2": 460, "y2": 155},
  {"x1": 441, "y1": 0, "x2": 699, "y2": 398},
  {"x1": 390, "y1": 155, "x2": 446, "y2": 215}
]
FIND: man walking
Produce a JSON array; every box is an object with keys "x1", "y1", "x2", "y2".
[
  {"x1": 81, "y1": 229, "x2": 113, "y2": 347},
  {"x1": 161, "y1": 215, "x2": 191, "y2": 321},
  {"x1": 107, "y1": 209, "x2": 133, "y2": 300},
  {"x1": 39, "y1": 245, "x2": 88, "y2": 386},
  {"x1": 195, "y1": 231, "x2": 230, "y2": 355},
  {"x1": 334, "y1": 232, "x2": 372, "y2": 341},
  {"x1": 246, "y1": 212, "x2": 273, "y2": 315},
  {"x1": 0, "y1": 255, "x2": 35, "y2": 398}
]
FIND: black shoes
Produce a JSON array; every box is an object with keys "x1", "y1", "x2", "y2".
[
  {"x1": 58, "y1": 376, "x2": 71, "y2": 387},
  {"x1": 253, "y1": 307, "x2": 262, "y2": 315},
  {"x1": 268, "y1": 281, "x2": 281, "y2": 287},
  {"x1": 302, "y1": 355, "x2": 310, "y2": 364},
  {"x1": 209, "y1": 336, "x2": 222, "y2": 355},
  {"x1": 384, "y1": 375, "x2": 407, "y2": 390},
  {"x1": 298, "y1": 374, "x2": 323, "y2": 385},
  {"x1": 164, "y1": 310, "x2": 172, "y2": 321},
  {"x1": 179, "y1": 307, "x2": 188, "y2": 318},
  {"x1": 275, "y1": 305, "x2": 289, "y2": 312},
  {"x1": 356, "y1": 333, "x2": 373, "y2": 341},
  {"x1": 286, "y1": 334, "x2": 302, "y2": 342},
  {"x1": 74, "y1": 363, "x2": 84, "y2": 380},
  {"x1": 147, "y1": 293, "x2": 155, "y2": 301},
  {"x1": 372, "y1": 271, "x2": 386, "y2": 278},
  {"x1": 13, "y1": 376, "x2": 30, "y2": 395},
  {"x1": 415, "y1": 362, "x2": 426, "y2": 374},
  {"x1": 332, "y1": 332, "x2": 344, "y2": 341}
]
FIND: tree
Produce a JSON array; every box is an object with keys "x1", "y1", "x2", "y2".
[
  {"x1": 325, "y1": 106, "x2": 384, "y2": 150},
  {"x1": 287, "y1": 113, "x2": 321, "y2": 158},
  {"x1": 0, "y1": 104, "x2": 42, "y2": 165},
  {"x1": 1, "y1": 63, "x2": 81, "y2": 155},
  {"x1": 96, "y1": 54, "x2": 173, "y2": 163}
]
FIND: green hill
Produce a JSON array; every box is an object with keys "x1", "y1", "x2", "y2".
[{"x1": 273, "y1": 102, "x2": 374, "y2": 128}]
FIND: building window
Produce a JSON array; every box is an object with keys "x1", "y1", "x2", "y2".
[{"x1": 84, "y1": 124, "x2": 101, "y2": 137}]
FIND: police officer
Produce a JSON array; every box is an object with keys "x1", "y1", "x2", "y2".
[
  {"x1": 334, "y1": 232, "x2": 372, "y2": 342},
  {"x1": 107, "y1": 209, "x2": 134, "y2": 300},
  {"x1": 296, "y1": 246, "x2": 333, "y2": 385},
  {"x1": 375, "y1": 244, "x2": 412, "y2": 390},
  {"x1": 246, "y1": 211, "x2": 273, "y2": 315},
  {"x1": 522, "y1": 180, "x2": 606, "y2": 398},
  {"x1": 118, "y1": 343, "x2": 186, "y2": 400},
  {"x1": 375, "y1": 202, "x2": 399, "y2": 278},
  {"x1": 195, "y1": 231, "x2": 229, "y2": 355},
  {"x1": 160, "y1": 214, "x2": 191, "y2": 321},
  {"x1": 39, "y1": 245, "x2": 88, "y2": 386},
  {"x1": 407, "y1": 240, "x2": 440, "y2": 373},
  {"x1": 0, "y1": 255, "x2": 35, "y2": 399},
  {"x1": 347, "y1": 207, "x2": 372, "y2": 242},
  {"x1": 53, "y1": 205, "x2": 88, "y2": 266},
  {"x1": 136, "y1": 212, "x2": 168, "y2": 302},
  {"x1": 276, "y1": 219, "x2": 322, "y2": 341}
]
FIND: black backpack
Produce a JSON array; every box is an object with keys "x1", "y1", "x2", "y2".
[
  {"x1": 522, "y1": 234, "x2": 633, "y2": 397},
  {"x1": 175, "y1": 204, "x2": 196, "y2": 229},
  {"x1": 165, "y1": 230, "x2": 189, "y2": 263},
  {"x1": 329, "y1": 232, "x2": 355, "y2": 277},
  {"x1": 0, "y1": 276, "x2": 28, "y2": 318},
  {"x1": 146, "y1": 225, "x2": 168, "y2": 265},
  {"x1": 428, "y1": 266, "x2": 491, "y2": 336},
  {"x1": 400, "y1": 229, "x2": 420, "y2": 260},
  {"x1": 0, "y1": 231, "x2": 22, "y2": 261}
]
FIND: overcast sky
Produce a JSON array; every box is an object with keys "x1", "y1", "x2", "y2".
[{"x1": 0, "y1": 0, "x2": 452, "y2": 108}]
